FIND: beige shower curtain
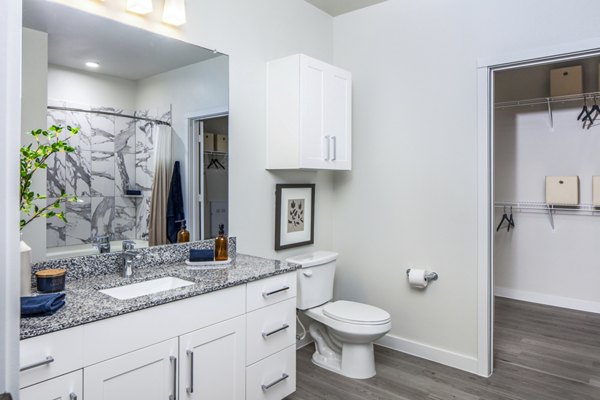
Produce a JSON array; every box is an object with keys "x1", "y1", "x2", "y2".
[{"x1": 148, "y1": 124, "x2": 173, "y2": 246}]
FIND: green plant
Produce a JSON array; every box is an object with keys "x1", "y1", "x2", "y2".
[{"x1": 20, "y1": 125, "x2": 79, "y2": 230}]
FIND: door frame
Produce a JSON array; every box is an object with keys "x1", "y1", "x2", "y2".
[
  {"x1": 476, "y1": 39, "x2": 600, "y2": 377},
  {"x1": 0, "y1": 0, "x2": 22, "y2": 396},
  {"x1": 186, "y1": 107, "x2": 228, "y2": 241}
]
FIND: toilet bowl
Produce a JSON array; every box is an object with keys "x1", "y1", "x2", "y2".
[{"x1": 287, "y1": 251, "x2": 392, "y2": 379}]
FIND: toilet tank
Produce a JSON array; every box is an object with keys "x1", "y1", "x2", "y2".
[{"x1": 286, "y1": 251, "x2": 338, "y2": 310}]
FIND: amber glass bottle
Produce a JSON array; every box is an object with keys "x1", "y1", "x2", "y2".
[
  {"x1": 214, "y1": 224, "x2": 228, "y2": 261},
  {"x1": 177, "y1": 220, "x2": 190, "y2": 243}
]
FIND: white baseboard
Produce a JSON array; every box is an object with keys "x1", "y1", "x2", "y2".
[
  {"x1": 296, "y1": 337, "x2": 314, "y2": 350},
  {"x1": 376, "y1": 334, "x2": 479, "y2": 375},
  {"x1": 495, "y1": 286, "x2": 600, "y2": 314}
]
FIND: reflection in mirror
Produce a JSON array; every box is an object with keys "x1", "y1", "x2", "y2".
[{"x1": 21, "y1": 0, "x2": 229, "y2": 261}]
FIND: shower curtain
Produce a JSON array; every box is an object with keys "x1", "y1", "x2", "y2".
[{"x1": 148, "y1": 124, "x2": 173, "y2": 246}]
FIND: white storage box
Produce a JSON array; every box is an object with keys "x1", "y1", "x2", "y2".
[
  {"x1": 546, "y1": 176, "x2": 580, "y2": 205},
  {"x1": 550, "y1": 66, "x2": 583, "y2": 97},
  {"x1": 204, "y1": 132, "x2": 215, "y2": 152},
  {"x1": 216, "y1": 134, "x2": 228, "y2": 153},
  {"x1": 593, "y1": 176, "x2": 600, "y2": 206}
]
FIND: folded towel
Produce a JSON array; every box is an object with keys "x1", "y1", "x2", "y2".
[
  {"x1": 190, "y1": 249, "x2": 214, "y2": 262},
  {"x1": 21, "y1": 293, "x2": 66, "y2": 317}
]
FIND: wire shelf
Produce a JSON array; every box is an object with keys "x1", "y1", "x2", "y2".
[{"x1": 495, "y1": 201, "x2": 600, "y2": 230}]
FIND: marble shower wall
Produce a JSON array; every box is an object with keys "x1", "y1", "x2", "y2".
[{"x1": 46, "y1": 100, "x2": 171, "y2": 248}]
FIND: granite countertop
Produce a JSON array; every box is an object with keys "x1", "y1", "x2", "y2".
[{"x1": 21, "y1": 253, "x2": 300, "y2": 340}]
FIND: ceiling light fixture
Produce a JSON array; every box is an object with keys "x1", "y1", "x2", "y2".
[
  {"x1": 85, "y1": 61, "x2": 100, "y2": 68},
  {"x1": 126, "y1": 0, "x2": 153, "y2": 15},
  {"x1": 162, "y1": 0, "x2": 186, "y2": 26}
]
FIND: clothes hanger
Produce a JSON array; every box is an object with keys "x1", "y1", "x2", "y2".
[
  {"x1": 578, "y1": 96, "x2": 590, "y2": 120},
  {"x1": 507, "y1": 206, "x2": 515, "y2": 232},
  {"x1": 496, "y1": 206, "x2": 510, "y2": 232},
  {"x1": 587, "y1": 95, "x2": 600, "y2": 129}
]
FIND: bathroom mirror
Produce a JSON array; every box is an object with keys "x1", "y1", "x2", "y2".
[{"x1": 21, "y1": 0, "x2": 229, "y2": 261}]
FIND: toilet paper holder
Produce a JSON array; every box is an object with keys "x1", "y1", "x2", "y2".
[{"x1": 406, "y1": 269, "x2": 438, "y2": 282}]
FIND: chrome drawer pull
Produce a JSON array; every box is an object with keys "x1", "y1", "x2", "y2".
[
  {"x1": 262, "y1": 324, "x2": 290, "y2": 339},
  {"x1": 261, "y1": 373, "x2": 289, "y2": 391},
  {"x1": 69, "y1": 393, "x2": 77, "y2": 400},
  {"x1": 186, "y1": 350, "x2": 194, "y2": 394},
  {"x1": 20, "y1": 356, "x2": 54, "y2": 372},
  {"x1": 262, "y1": 286, "x2": 290, "y2": 297},
  {"x1": 169, "y1": 356, "x2": 177, "y2": 400}
]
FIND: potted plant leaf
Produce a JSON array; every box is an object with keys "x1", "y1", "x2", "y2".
[{"x1": 19, "y1": 125, "x2": 79, "y2": 294}]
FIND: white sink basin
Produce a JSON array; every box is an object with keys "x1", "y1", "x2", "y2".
[{"x1": 100, "y1": 277, "x2": 195, "y2": 300}]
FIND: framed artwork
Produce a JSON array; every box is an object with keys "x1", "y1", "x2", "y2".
[{"x1": 275, "y1": 184, "x2": 315, "y2": 250}]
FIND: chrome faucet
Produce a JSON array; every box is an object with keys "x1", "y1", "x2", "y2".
[
  {"x1": 93, "y1": 235, "x2": 111, "y2": 254},
  {"x1": 121, "y1": 240, "x2": 141, "y2": 278}
]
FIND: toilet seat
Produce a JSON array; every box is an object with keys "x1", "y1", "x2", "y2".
[{"x1": 323, "y1": 301, "x2": 391, "y2": 325}]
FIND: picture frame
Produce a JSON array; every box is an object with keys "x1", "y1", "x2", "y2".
[{"x1": 274, "y1": 184, "x2": 315, "y2": 250}]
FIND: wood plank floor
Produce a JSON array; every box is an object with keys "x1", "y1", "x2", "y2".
[{"x1": 287, "y1": 297, "x2": 600, "y2": 400}]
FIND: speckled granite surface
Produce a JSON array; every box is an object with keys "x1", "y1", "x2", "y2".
[
  {"x1": 22, "y1": 240, "x2": 300, "y2": 340},
  {"x1": 31, "y1": 238, "x2": 237, "y2": 284}
]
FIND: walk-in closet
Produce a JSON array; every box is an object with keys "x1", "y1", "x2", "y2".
[{"x1": 492, "y1": 56, "x2": 600, "y2": 386}]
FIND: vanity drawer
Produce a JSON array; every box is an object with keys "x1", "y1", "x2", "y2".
[
  {"x1": 20, "y1": 326, "x2": 84, "y2": 388},
  {"x1": 246, "y1": 345, "x2": 296, "y2": 400},
  {"x1": 246, "y1": 272, "x2": 296, "y2": 312},
  {"x1": 246, "y1": 298, "x2": 296, "y2": 365},
  {"x1": 20, "y1": 369, "x2": 82, "y2": 400}
]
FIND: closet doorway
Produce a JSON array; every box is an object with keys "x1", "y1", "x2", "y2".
[
  {"x1": 188, "y1": 112, "x2": 229, "y2": 240},
  {"x1": 478, "y1": 42, "x2": 600, "y2": 384}
]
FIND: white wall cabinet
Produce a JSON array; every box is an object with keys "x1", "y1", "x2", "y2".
[
  {"x1": 267, "y1": 54, "x2": 352, "y2": 170},
  {"x1": 20, "y1": 370, "x2": 82, "y2": 400},
  {"x1": 84, "y1": 338, "x2": 178, "y2": 400},
  {"x1": 179, "y1": 315, "x2": 246, "y2": 400}
]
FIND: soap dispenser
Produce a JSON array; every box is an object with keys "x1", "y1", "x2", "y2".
[
  {"x1": 214, "y1": 224, "x2": 228, "y2": 261},
  {"x1": 177, "y1": 220, "x2": 190, "y2": 243}
]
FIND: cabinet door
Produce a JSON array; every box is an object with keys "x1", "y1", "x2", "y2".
[
  {"x1": 20, "y1": 370, "x2": 82, "y2": 400},
  {"x1": 299, "y1": 56, "x2": 328, "y2": 169},
  {"x1": 179, "y1": 315, "x2": 245, "y2": 400},
  {"x1": 84, "y1": 338, "x2": 178, "y2": 400},
  {"x1": 324, "y1": 66, "x2": 352, "y2": 170}
]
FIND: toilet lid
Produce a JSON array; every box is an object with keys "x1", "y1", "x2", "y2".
[{"x1": 323, "y1": 301, "x2": 391, "y2": 325}]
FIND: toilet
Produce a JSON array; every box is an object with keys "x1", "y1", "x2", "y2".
[{"x1": 286, "y1": 251, "x2": 391, "y2": 379}]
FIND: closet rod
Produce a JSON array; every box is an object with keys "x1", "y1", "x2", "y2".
[
  {"x1": 495, "y1": 91, "x2": 600, "y2": 109},
  {"x1": 47, "y1": 105, "x2": 171, "y2": 126}
]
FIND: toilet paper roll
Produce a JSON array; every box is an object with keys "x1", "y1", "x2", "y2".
[{"x1": 408, "y1": 269, "x2": 428, "y2": 288}]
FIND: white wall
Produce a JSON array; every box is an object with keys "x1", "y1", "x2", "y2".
[
  {"x1": 136, "y1": 55, "x2": 229, "y2": 215},
  {"x1": 494, "y1": 65, "x2": 600, "y2": 312},
  {"x1": 21, "y1": 28, "x2": 48, "y2": 262},
  {"x1": 332, "y1": 0, "x2": 600, "y2": 370},
  {"x1": 48, "y1": 64, "x2": 137, "y2": 110},
  {"x1": 52, "y1": 0, "x2": 335, "y2": 261},
  {"x1": 0, "y1": 0, "x2": 22, "y2": 395}
]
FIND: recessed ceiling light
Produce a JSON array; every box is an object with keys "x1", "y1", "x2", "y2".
[
  {"x1": 85, "y1": 61, "x2": 100, "y2": 68},
  {"x1": 127, "y1": 0, "x2": 153, "y2": 15}
]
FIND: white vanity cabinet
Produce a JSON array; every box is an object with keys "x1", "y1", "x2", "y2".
[
  {"x1": 245, "y1": 274, "x2": 297, "y2": 400},
  {"x1": 20, "y1": 370, "x2": 82, "y2": 400},
  {"x1": 266, "y1": 54, "x2": 352, "y2": 170},
  {"x1": 19, "y1": 273, "x2": 297, "y2": 400},
  {"x1": 179, "y1": 315, "x2": 246, "y2": 400},
  {"x1": 84, "y1": 338, "x2": 178, "y2": 400}
]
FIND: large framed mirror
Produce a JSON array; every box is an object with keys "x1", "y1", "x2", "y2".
[{"x1": 21, "y1": 0, "x2": 229, "y2": 261}]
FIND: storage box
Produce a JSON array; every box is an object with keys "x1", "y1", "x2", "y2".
[
  {"x1": 546, "y1": 176, "x2": 580, "y2": 205},
  {"x1": 203, "y1": 132, "x2": 215, "y2": 152},
  {"x1": 550, "y1": 66, "x2": 583, "y2": 97},
  {"x1": 216, "y1": 134, "x2": 228, "y2": 153},
  {"x1": 593, "y1": 176, "x2": 600, "y2": 206}
]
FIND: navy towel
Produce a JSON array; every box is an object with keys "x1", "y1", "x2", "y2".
[
  {"x1": 21, "y1": 293, "x2": 66, "y2": 317},
  {"x1": 190, "y1": 249, "x2": 214, "y2": 262},
  {"x1": 167, "y1": 161, "x2": 185, "y2": 243}
]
